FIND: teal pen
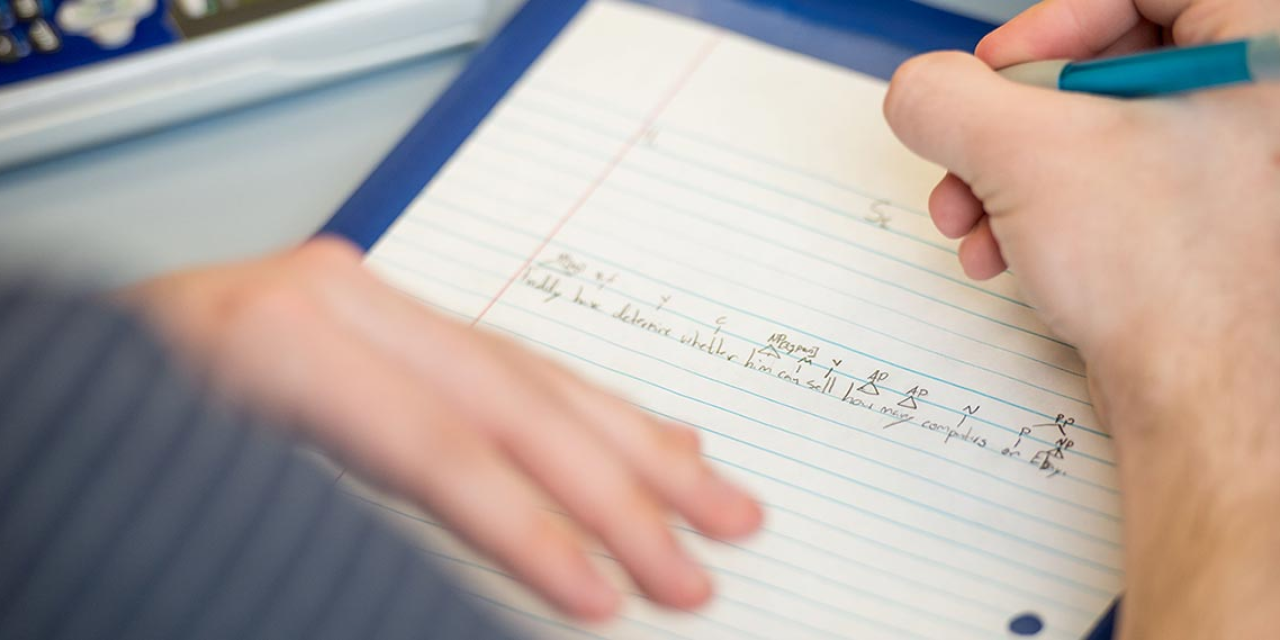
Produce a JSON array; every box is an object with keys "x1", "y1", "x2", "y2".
[{"x1": 999, "y1": 33, "x2": 1280, "y2": 97}]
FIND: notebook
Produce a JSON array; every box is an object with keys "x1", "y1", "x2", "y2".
[{"x1": 321, "y1": 1, "x2": 1123, "y2": 638}]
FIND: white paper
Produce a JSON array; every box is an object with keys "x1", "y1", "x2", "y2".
[{"x1": 353, "y1": 2, "x2": 1123, "y2": 638}]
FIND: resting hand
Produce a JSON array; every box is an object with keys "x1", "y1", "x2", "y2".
[{"x1": 120, "y1": 237, "x2": 762, "y2": 621}]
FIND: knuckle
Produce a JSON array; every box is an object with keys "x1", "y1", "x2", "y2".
[
  {"x1": 292, "y1": 236, "x2": 363, "y2": 274},
  {"x1": 883, "y1": 62, "x2": 918, "y2": 125},
  {"x1": 574, "y1": 470, "x2": 658, "y2": 536},
  {"x1": 420, "y1": 422, "x2": 481, "y2": 471},
  {"x1": 610, "y1": 479, "x2": 664, "y2": 527},
  {"x1": 221, "y1": 279, "x2": 316, "y2": 331},
  {"x1": 886, "y1": 52, "x2": 958, "y2": 115},
  {"x1": 885, "y1": 52, "x2": 976, "y2": 153},
  {"x1": 889, "y1": 51, "x2": 943, "y2": 88},
  {"x1": 502, "y1": 397, "x2": 565, "y2": 440},
  {"x1": 652, "y1": 422, "x2": 702, "y2": 462},
  {"x1": 520, "y1": 511, "x2": 573, "y2": 553}
]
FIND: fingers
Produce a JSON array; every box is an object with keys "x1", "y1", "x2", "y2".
[
  {"x1": 1093, "y1": 20, "x2": 1166, "y2": 57},
  {"x1": 526, "y1": 356, "x2": 763, "y2": 541},
  {"x1": 288, "y1": 244, "x2": 733, "y2": 610},
  {"x1": 930, "y1": 173, "x2": 1004, "y2": 281},
  {"x1": 661, "y1": 420, "x2": 705, "y2": 454},
  {"x1": 1168, "y1": 0, "x2": 1280, "y2": 43},
  {"x1": 975, "y1": 0, "x2": 1156, "y2": 68},
  {"x1": 958, "y1": 217, "x2": 1008, "y2": 280},
  {"x1": 978, "y1": 0, "x2": 1279, "y2": 64},
  {"x1": 397, "y1": 420, "x2": 623, "y2": 622},
  {"x1": 427, "y1": 342, "x2": 720, "y2": 609},
  {"x1": 403, "y1": 318, "x2": 717, "y2": 609},
  {"x1": 216, "y1": 282, "x2": 621, "y2": 620},
  {"x1": 930, "y1": 172, "x2": 985, "y2": 239},
  {"x1": 498, "y1": 393, "x2": 715, "y2": 609}
]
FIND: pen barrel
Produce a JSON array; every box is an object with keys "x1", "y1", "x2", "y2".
[{"x1": 1059, "y1": 40, "x2": 1252, "y2": 97}]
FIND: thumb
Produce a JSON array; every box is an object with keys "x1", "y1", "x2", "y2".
[{"x1": 882, "y1": 51, "x2": 1103, "y2": 185}]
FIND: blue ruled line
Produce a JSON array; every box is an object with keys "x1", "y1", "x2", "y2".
[
  {"x1": 718, "y1": 456, "x2": 1124, "y2": 606},
  {"x1": 565, "y1": 205, "x2": 1089, "y2": 397},
  {"x1": 679, "y1": 523, "x2": 1009, "y2": 622},
  {"x1": 485, "y1": 323, "x2": 1121, "y2": 595},
  {"x1": 444, "y1": 146, "x2": 1070, "y2": 356},
  {"x1": 470, "y1": 302, "x2": 1125, "y2": 566},
  {"x1": 377, "y1": 211, "x2": 1114, "y2": 473},
  {"x1": 467, "y1": 134, "x2": 1070, "y2": 351},
  {"x1": 448, "y1": 560, "x2": 704, "y2": 640},
  {"x1": 376, "y1": 245, "x2": 1121, "y2": 509},
  {"x1": 362, "y1": 495, "x2": 861, "y2": 640},
  {"x1": 649, "y1": 397, "x2": 1120, "y2": 547},
  {"x1": 358, "y1": 260, "x2": 1119, "y2": 616},
  {"x1": 383, "y1": 214, "x2": 1112, "y2": 475},
  {"x1": 353, "y1": 461, "x2": 1103, "y2": 627},
  {"x1": 383, "y1": 242, "x2": 1122, "y2": 562},
  {"x1": 677, "y1": 516, "x2": 1096, "y2": 625},
  {"x1": 706, "y1": 562, "x2": 971, "y2": 639},
  {"x1": 404, "y1": 196, "x2": 1111, "y2": 444},
  {"x1": 439, "y1": 157, "x2": 1086, "y2": 380},
  {"x1": 477, "y1": 120, "x2": 1047, "y2": 322},
  {"x1": 494, "y1": 84, "x2": 1030, "y2": 308},
  {"x1": 469, "y1": 593, "x2": 613, "y2": 640},
  {"x1": 382, "y1": 218, "x2": 1113, "y2": 471},
  {"x1": 522, "y1": 78, "x2": 933, "y2": 222},
  {"x1": 580, "y1": 198, "x2": 1082, "y2": 377},
  {"x1": 502, "y1": 98, "x2": 961, "y2": 256}
]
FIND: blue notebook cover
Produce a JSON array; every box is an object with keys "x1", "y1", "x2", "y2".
[
  {"x1": 322, "y1": 0, "x2": 993, "y2": 250},
  {"x1": 320, "y1": 1, "x2": 1120, "y2": 637}
]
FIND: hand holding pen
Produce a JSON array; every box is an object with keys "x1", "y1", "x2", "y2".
[{"x1": 884, "y1": 1, "x2": 1280, "y2": 638}]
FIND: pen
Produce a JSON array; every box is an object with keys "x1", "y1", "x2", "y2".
[{"x1": 999, "y1": 32, "x2": 1280, "y2": 97}]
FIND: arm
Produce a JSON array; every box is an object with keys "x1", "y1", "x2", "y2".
[
  {"x1": 1106, "y1": 340, "x2": 1280, "y2": 639},
  {"x1": 0, "y1": 283, "x2": 521, "y2": 640},
  {"x1": 883, "y1": 1, "x2": 1280, "y2": 637}
]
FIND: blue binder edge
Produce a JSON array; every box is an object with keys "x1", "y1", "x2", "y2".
[
  {"x1": 1086, "y1": 599, "x2": 1120, "y2": 640},
  {"x1": 319, "y1": 2, "x2": 1122, "y2": 635},
  {"x1": 320, "y1": 0, "x2": 993, "y2": 250}
]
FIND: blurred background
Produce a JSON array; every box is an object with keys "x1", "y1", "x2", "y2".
[{"x1": 0, "y1": 0, "x2": 1036, "y2": 289}]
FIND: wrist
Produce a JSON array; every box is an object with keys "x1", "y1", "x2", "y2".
[
  {"x1": 1100, "y1": 322, "x2": 1280, "y2": 640},
  {"x1": 1086, "y1": 314, "x2": 1280, "y2": 450}
]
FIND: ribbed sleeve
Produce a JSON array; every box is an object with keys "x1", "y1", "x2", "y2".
[{"x1": 0, "y1": 284, "x2": 519, "y2": 640}]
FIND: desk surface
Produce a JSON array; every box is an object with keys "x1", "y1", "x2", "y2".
[{"x1": 0, "y1": 0, "x2": 1029, "y2": 289}]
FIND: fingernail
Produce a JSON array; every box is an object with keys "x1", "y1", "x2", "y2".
[
  {"x1": 707, "y1": 477, "x2": 765, "y2": 536},
  {"x1": 573, "y1": 571, "x2": 621, "y2": 622},
  {"x1": 662, "y1": 421, "x2": 702, "y2": 452},
  {"x1": 671, "y1": 557, "x2": 713, "y2": 609}
]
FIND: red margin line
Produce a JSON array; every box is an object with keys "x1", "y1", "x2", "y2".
[{"x1": 471, "y1": 35, "x2": 723, "y2": 327}]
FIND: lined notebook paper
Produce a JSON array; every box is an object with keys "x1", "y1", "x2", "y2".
[{"x1": 342, "y1": 2, "x2": 1123, "y2": 638}]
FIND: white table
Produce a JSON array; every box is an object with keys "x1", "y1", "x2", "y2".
[{"x1": 0, "y1": 0, "x2": 1031, "y2": 288}]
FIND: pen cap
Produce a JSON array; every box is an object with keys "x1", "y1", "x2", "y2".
[
  {"x1": 997, "y1": 60, "x2": 1069, "y2": 89},
  {"x1": 1249, "y1": 34, "x2": 1280, "y2": 80}
]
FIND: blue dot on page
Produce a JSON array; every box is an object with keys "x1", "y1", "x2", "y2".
[{"x1": 1010, "y1": 612, "x2": 1044, "y2": 636}]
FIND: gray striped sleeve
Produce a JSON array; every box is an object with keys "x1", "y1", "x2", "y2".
[{"x1": 0, "y1": 283, "x2": 522, "y2": 640}]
